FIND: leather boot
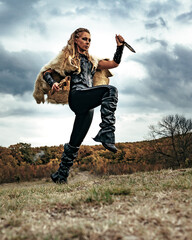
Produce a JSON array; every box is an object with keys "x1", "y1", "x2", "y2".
[
  {"x1": 51, "y1": 143, "x2": 79, "y2": 183},
  {"x1": 102, "y1": 142, "x2": 117, "y2": 153},
  {"x1": 93, "y1": 86, "x2": 118, "y2": 153}
]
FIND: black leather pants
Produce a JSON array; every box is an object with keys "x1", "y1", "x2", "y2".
[{"x1": 68, "y1": 85, "x2": 118, "y2": 147}]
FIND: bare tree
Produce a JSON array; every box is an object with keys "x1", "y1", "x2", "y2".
[{"x1": 149, "y1": 114, "x2": 192, "y2": 167}]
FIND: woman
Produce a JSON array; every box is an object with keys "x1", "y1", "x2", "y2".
[{"x1": 34, "y1": 28, "x2": 125, "y2": 183}]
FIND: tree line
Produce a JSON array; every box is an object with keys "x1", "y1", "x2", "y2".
[{"x1": 0, "y1": 114, "x2": 192, "y2": 183}]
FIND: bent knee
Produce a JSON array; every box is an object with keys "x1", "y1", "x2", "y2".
[{"x1": 108, "y1": 85, "x2": 118, "y2": 98}]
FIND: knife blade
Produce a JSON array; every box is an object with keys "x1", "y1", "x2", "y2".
[{"x1": 123, "y1": 41, "x2": 136, "y2": 53}]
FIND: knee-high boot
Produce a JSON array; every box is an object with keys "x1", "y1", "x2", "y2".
[
  {"x1": 51, "y1": 143, "x2": 79, "y2": 183},
  {"x1": 93, "y1": 86, "x2": 118, "y2": 152}
]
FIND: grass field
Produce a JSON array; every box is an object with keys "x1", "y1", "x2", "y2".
[{"x1": 0, "y1": 168, "x2": 192, "y2": 240}]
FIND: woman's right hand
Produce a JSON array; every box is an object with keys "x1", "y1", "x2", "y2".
[
  {"x1": 115, "y1": 34, "x2": 125, "y2": 46},
  {"x1": 52, "y1": 82, "x2": 60, "y2": 92}
]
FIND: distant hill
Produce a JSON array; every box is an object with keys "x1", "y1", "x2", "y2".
[{"x1": 1, "y1": 138, "x2": 192, "y2": 184}]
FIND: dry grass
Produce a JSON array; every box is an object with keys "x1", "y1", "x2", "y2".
[{"x1": 0, "y1": 169, "x2": 192, "y2": 240}]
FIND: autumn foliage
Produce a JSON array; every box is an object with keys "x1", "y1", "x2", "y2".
[{"x1": 1, "y1": 138, "x2": 192, "y2": 184}]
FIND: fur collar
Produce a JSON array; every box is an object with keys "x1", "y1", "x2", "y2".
[{"x1": 33, "y1": 50, "x2": 113, "y2": 105}]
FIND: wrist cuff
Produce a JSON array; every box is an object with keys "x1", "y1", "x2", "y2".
[
  {"x1": 113, "y1": 44, "x2": 124, "y2": 64},
  {"x1": 43, "y1": 72, "x2": 56, "y2": 87}
]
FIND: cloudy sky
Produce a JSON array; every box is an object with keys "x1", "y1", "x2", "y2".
[{"x1": 0, "y1": 0, "x2": 192, "y2": 147}]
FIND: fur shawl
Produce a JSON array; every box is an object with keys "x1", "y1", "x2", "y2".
[{"x1": 33, "y1": 50, "x2": 113, "y2": 105}]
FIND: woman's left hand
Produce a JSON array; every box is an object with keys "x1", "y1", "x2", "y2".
[
  {"x1": 52, "y1": 82, "x2": 60, "y2": 92},
  {"x1": 115, "y1": 34, "x2": 125, "y2": 46}
]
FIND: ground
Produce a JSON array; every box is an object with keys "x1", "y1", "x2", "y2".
[{"x1": 0, "y1": 168, "x2": 192, "y2": 240}]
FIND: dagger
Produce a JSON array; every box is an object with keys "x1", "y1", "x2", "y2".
[
  {"x1": 123, "y1": 41, "x2": 136, "y2": 53},
  {"x1": 117, "y1": 35, "x2": 136, "y2": 53}
]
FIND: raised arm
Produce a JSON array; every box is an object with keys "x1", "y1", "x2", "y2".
[{"x1": 97, "y1": 34, "x2": 125, "y2": 70}]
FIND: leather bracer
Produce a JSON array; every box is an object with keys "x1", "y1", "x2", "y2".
[
  {"x1": 43, "y1": 71, "x2": 56, "y2": 87},
  {"x1": 113, "y1": 44, "x2": 124, "y2": 64}
]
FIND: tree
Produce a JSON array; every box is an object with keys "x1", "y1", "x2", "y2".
[
  {"x1": 149, "y1": 114, "x2": 192, "y2": 167},
  {"x1": 9, "y1": 143, "x2": 34, "y2": 165}
]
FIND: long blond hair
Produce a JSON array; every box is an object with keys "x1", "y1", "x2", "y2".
[{"x1": 62, "y1": 28, "x2": 95, "y2": 71}]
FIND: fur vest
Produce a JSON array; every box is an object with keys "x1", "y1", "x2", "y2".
[{"x1": 33, "y1": 50, "x2": 113, "y2": 105}]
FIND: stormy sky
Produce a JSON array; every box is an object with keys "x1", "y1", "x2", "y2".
[{"x1": 0, "y1": 0, "x2": 192, "y2": 147}]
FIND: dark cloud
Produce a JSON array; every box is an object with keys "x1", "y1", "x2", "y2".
[
  {"x1": 136, "y1": 37, "x2": 168, "y2": 48},
  {"x1": 45, "y1": 0, "x2": 98, "y2": 17},
  {"x1": 0, "y1": 106, "x2": 35, "y2": 118},
  {"x1": 176, "y1": 10, "x2": 192, "y2": 23},
  {"x1": 145, "y1": 22, "x2": 158, "y2": 29},
  {"x1": 0, "y1": 0, "x2": 45, "y2": 35},
  {"x1": 105, "y1": 0, "x2": 141, "y2": 19},
  {"x1": 49, "y1": 7, "x2": 92, "y2": 18},
  {"x1": 159, "y1": 17, "x2": 167, "y2": 27},
  {"x1": 49, "y1": 8, "x2": 63, "y2": 16},
  {"x1": 122, "y1": 44, "x2": 192, "y2": 110},
  {"x1": 48, "y1": 0, "x2": 140, "y2": 19},
  {"x1": 146, "y1": 0, "x2": 180, "y2": 17},
  {"x1": 145, "y1": 17, "x2": 168, "y2": 29},
  {"x1": 0, "y1": 44, "x2": 54, "y2": 95}
]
